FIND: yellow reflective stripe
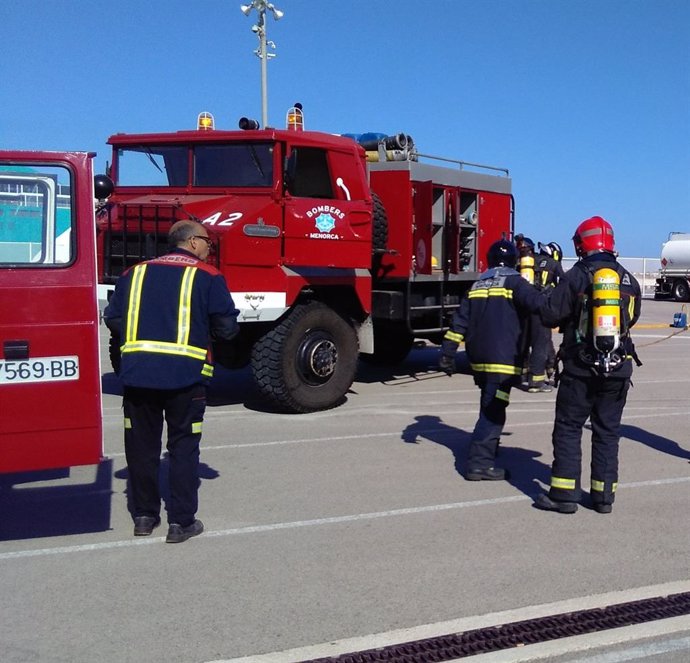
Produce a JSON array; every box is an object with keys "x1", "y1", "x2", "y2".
[
  {"x1": 627, "y1": 296, "x2": 635, "y2": 321},
  {"x1": 470, "y1": 363, "x2": 521, "y2": 375},
  {"x1": 468, "y1": 288, "x2": 513, "y2": 299},
  {"x1": 125, "y1": 264, "x2": 147, "y2": 343},
  {"x1": 495, "y1": 389, "x2": 510, "y2": 403},
  {"x1": 201, "y1": 363, "x2": 214, "y2": 377},
  {"x1": 124, "y1": 417, "x2": 132, "y2": 430},
  {"x1": 444, "y1": 330, "x2": 464, "y2": 343},
  {"x1": 177, "y1": 267, "x2": 197, "y2": 346},
  {"x1": 121, "y1": 340, "x2": 208, "y2": 360},
  {"x1": 551, "y1": 476, "x2": 576, "y2": 490},
  {"x1": 192, "y1": 422, "x2": 203, "y2": 434},
  {"x1": 591, "y1": 480, "x2": 617, "y2": 493},
  {"x1": 532, "y1": 373, "x2": 546, "y2": 381}
]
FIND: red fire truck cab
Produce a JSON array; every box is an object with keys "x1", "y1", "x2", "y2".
[{"x1": 97, "y1": 108, "x2": 513, "y2": 413}]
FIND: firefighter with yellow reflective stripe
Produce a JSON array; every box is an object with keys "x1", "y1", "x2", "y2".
[
  {"x1": 537, "y1": 241, "x2": 566, "y2": 385},
  {"x1": 534, "y1": 216, "x2": 641, "y2": 515},
  {"x1": 527, "y1": 241, "x2": 566, "y2": 391},
  {"x1": 104, "y1": 220, "x2": 239, "y2": 543},
  {"x1": 438, "y1": 239, "x2": 545, "y2": 480}
]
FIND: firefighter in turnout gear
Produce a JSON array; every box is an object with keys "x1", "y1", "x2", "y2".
[
  {"x1": 535, "y1": 241, "x2": 566, "y2": 388},
  {"x1": 534, "y1": 216, "x2": 641, "y2": 514},
  {"x1": 439, "y1": 239, "x2": 545, "y2": 480},
  {"x1": 104, "y1": 220, "x2": 239, "y2": 542},
  {"x1": 516, "y1": 235, "x2": 556, "y2": 393}
]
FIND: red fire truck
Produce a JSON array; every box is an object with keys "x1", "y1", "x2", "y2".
[
  {"x1": 96, "y1": 107, "x2": 513, "y2": 413},
  {"x1": 0, "y1": 150, "x2": 107, "y2": 472},
  {"x1": 97, "y1": 104, "x2": 514, "y2": 412}
]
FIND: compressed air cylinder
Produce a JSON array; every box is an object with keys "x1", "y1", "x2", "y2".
[
  {"x1": 519, "y1": 255, "x2": 535, "y2": 284},
  {"x1": 592, "y1": 267, "x2": 621, "y2": 353}
]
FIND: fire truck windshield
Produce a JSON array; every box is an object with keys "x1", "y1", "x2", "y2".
[{"x1": 115, "y1": 143, "x2": 274, "y2": 188}]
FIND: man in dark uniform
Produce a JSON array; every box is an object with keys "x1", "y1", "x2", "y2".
[
  {"x1": 535, "y1": 216, "x2": 641, "y2": 514},
  {"x1": 533, "y1": 241, "x2": 566, "y2": 390},
  {"x1": 104, "y1": 220, "x2": 239, "y2": 542},
  {"x1": 439, "y1": 239, "x2": 545, "y2": 480}
]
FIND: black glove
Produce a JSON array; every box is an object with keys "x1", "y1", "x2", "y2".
[{"x1": 438, "y1": 354, "x2": 455, "y2": 376}]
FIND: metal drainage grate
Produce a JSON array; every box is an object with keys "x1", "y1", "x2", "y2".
[{"x1": 301, "y1": 591, "x2": 690, "y2": 663}]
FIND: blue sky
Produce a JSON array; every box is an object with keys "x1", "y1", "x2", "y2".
[{"x1": 1, "y1": 0, "x2": 688, "y2": 257}]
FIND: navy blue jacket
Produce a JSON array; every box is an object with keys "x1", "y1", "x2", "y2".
[
  {"x1": 540, "y1": 252, "x2": 641, "y2": 378},
  {"x1": 104, "y1": 248, "x2": 239, "y2": 389},
  {"x1": 442, "y1": 267, "x2": 545, "y2": 383}
]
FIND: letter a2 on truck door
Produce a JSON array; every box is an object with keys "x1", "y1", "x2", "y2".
[{"x1": 0, "y1": 151, "x2": 103, "y2": 472}]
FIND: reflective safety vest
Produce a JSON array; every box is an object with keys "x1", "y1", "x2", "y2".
[
  {"x1": 112, "y1": 251, "x2": 231, "y2": 389},
  {"x1": 441, "y1": 266, "x2": 544, "y2": 382}
]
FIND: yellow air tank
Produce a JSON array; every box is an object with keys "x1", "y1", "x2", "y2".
[
  {"x1": 519, "y1": 254, "x2": 535, "y2": 284},
  {"x1": 592, "y1": 267, "x2": 621, "y2": 354}
]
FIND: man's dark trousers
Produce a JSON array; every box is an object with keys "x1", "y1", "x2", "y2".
[
  {"x1": 468, "y1": 379, "x2": 512, "y2": 470},
  {"x1": 123, "y1": 384, "x2": 206, "y2": 527}
]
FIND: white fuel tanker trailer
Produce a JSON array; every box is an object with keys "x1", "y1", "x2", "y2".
[{"x1": 655, "y1": 232, "x2": 690, "y2": 301}]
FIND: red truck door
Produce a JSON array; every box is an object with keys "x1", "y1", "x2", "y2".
[
  {"x1": 282, "y1": 145, "x2": 372, "y2": 269},
  {"x1": 0, "y1": 151, "x2": 103, "y2": 472}
]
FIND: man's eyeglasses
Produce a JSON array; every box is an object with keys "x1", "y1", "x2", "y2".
[{"x1": 191, "y1": 235, "x2": 213, "y2": 247}]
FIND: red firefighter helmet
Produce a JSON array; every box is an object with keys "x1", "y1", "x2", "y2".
[{"x1": 572, "y1": 216, "x2": 615, "y2": 256}]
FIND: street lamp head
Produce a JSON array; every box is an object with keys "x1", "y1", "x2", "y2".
[
  {"x1": 270, "y1": 7, "x2": 284, "y2": 20},
  {"x1": 240, "y1": 4, "x2": 252, "y2": 16}
]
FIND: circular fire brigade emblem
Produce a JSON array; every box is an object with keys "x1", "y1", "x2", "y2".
[{"x1": 315, "y1": 213, "x2": 336, "y2": 233}]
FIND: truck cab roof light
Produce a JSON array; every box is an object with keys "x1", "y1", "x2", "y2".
[
  {"x1": 197, "y1": 112, "x2": 215, "y2": 131},
  {"x1": 286, "y1": 102, "x2": 304, "y2": 131}
]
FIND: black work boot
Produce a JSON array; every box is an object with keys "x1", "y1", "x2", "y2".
[
  {"x1": 466, "y1": 467, "x2": 508, "y2": 481},
  {"x1": 593, "y1": 503, "x2": 613, "y2": 514},
  {"x1": 133, "y1": 516, "x2": 161, "y2": 536},
  {"x1": 166, "y1": 519, "x2": 204, "y2": 544},
  {"x1": 534, "y1": 493, "x2": 578, "y2": 514}
]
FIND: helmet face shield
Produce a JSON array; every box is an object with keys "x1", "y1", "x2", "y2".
[
  {"x1": 573, "y1": 216, "x2": 615, "y2": 256},
  {"x1": 538, "y1": 241, "x2": 552, "y2": 257},
  {"x1": 548, "y1": 242, "x2": 563, "y2": 261}
]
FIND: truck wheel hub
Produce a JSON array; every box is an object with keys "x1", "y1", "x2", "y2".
[{"x1": 300, "y1": 336, "x2": 337, "y2": 380}]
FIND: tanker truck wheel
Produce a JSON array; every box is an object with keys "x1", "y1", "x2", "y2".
[
  {"x1": 372, "y1": 192, "x2": 388, "y2": 253},
  {"x1": 251, "y1": 302, "x2": 359, "y2": 413},
  {"x1": 672, "y1": 279, "x2": 690, "y2": 302}
]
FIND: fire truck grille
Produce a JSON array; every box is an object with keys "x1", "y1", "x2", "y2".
[{"x1": 300, "y1": 591, "x2": 690, "y2": 662}]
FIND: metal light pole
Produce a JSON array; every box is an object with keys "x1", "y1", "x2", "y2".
[{"x1": 240, "y1": 1, "x2": 284, "y2": 128}]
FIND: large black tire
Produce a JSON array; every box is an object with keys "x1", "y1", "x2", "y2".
[
  {"x1": 360, "y1": 322, "x2": 415, "y2": 365},
  {"x1": 673, "y1": 279, "x2": 690, "y2": 302},
  {"x1": 372, "y1": 192, "x2": 388, "y2": 254},
  {"x1": 251, "y1": 302, "x2": 359, "y2": 413}
]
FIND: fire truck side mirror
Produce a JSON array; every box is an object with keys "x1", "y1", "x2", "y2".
[{"x1": 94, "y1": 174, "x2": 114, "y2": 201}]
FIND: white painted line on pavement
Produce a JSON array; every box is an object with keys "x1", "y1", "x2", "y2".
[
  {"x1": 102, "y1": 407, "x2": 689, "y2": 458},
  {"x1": 1, "y1": 475, "x2": 688, "y2": 561}
]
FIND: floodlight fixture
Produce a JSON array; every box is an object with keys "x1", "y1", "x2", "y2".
[{"x1": 240, "y1": 0, "x2": 284, "y2": 128}]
